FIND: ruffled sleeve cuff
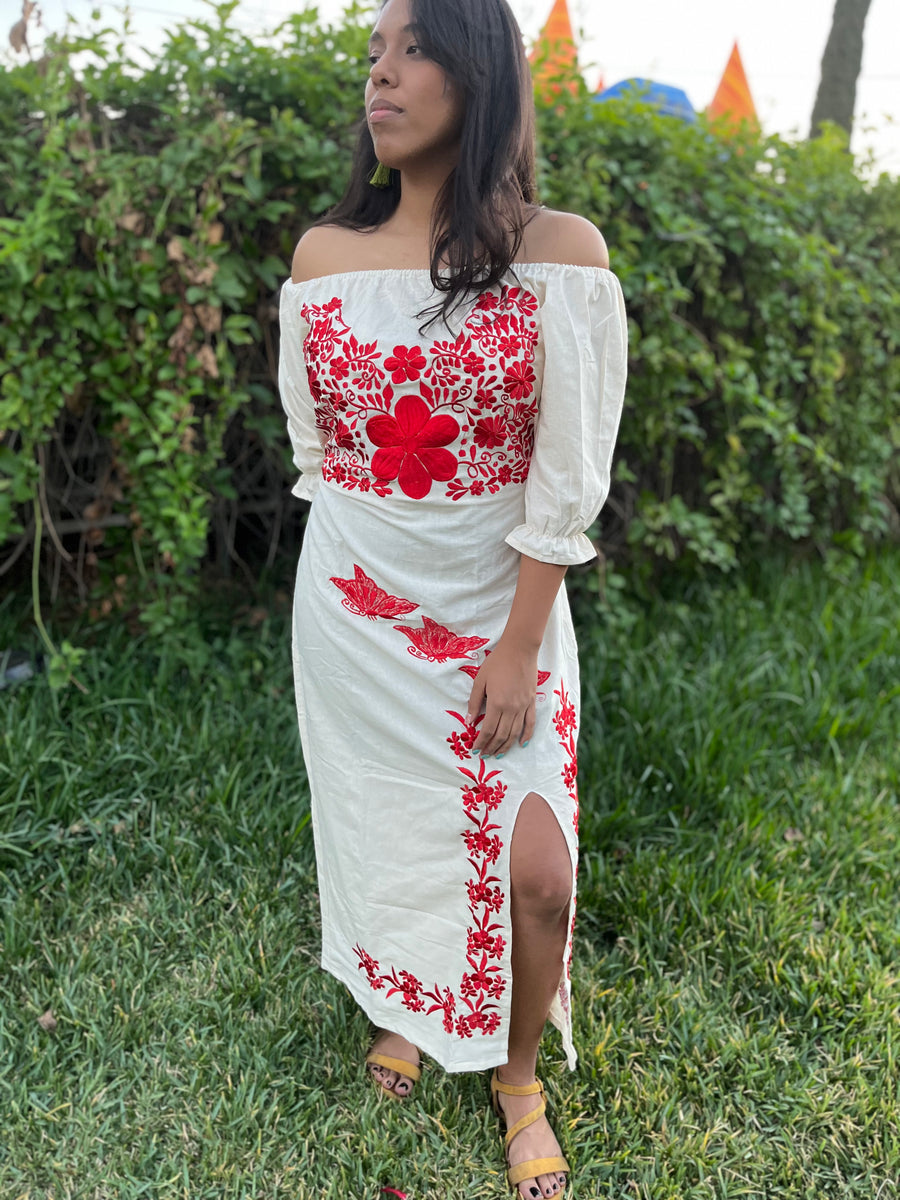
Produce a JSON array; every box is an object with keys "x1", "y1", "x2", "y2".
[
  {"x1": 505, "y1": 265, "x2": 627, "y2": 569},
  {"x1": 291, "y1": 473, "x2": 321, "y2": 502},
  {"x1": 504, "y1": 524, "x2": 597, "y2": 566}
]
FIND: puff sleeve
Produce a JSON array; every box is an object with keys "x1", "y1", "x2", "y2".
[
  {"x1": 278, "y1": 281, "x2": 324, "y2": 501},
  {"x1": 505, "y1": 267, "x2": 628, "y2": 565}
]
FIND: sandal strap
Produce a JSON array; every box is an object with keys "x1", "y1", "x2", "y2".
[
  {"x1": 490, "y1": 1071, "x2": 545, "y2": 1098},
  {"x1": 365, "y1": 1052, "x2": 422, "y2": 1082},
  {"x1": 503, "y1": 1099, "x2": 547, "y2": 1146},
  {"x1": 507, "y1": 1155, "x2": 570, "y2": 1188}
]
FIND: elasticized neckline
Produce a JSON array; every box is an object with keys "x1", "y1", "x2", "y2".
[{"x1": 280, "y1": 262, "x2": 616, "y2": 291}]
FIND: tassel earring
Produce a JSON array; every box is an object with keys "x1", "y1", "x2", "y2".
[{"x1": 369, "y1": 161, "x2": 393, "y2": 188}]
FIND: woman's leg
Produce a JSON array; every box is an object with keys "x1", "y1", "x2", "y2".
[{"x1": 495, "y1": 791, "x2": 573, "y2": 1199}]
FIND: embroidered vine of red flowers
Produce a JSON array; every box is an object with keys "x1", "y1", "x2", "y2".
[
  {"x1": 553, "y1": 681, "x2": 579, "y2": 833},
  {"x1": 353, "y1": 704, "x2": 509, "y2": 1039},
  {"x1": 337, "y1": 564, "x2": 578, "y2": 1044}
]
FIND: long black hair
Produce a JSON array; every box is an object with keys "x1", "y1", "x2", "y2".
[{"x1": 315, "y1": 0, "x2": 538, "y2": 330}]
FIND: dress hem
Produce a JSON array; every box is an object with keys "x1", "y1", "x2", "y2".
[
  {"x1": 322, "y1": 952, "x2": 515, "y2": 1075},
  {"x1": 321, "y1": 948, "x2": 579, "y2": 1075}
]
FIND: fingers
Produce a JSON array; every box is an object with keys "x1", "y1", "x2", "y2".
[
  {"x1": 519, "y1": 700, "x2": 535, "y2": 747},
  {"x1": 466, "y1": 674, "x2": 486, "y2": 727},
  {"x1": 474, "y1": 706, "x2": 525, "y2": 757}
]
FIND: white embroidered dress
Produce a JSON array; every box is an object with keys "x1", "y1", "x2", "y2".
[{"x1": 278, "y1": 263, "x2": 627, "y2": 1073}]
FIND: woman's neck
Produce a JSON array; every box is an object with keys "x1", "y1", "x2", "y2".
[{"x1": 386, "y1": 157, "x2": 455, "y2": 241}]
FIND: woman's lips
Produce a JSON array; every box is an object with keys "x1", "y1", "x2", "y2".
[{"x1": 370, "y1": 108, "x2": 403, "y2": 123}]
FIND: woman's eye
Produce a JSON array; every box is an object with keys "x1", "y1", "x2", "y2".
[{"x1": 368, "y1": 44, "x2": 422, "y2": 64}]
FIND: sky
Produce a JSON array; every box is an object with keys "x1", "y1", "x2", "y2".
[{"x1": 13, "y1": 0, "x2": 900, "y2": 175}]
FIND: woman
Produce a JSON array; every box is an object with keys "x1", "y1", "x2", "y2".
[{"x1": 278, "y1": 0, "x2": 627, "y2": 1195}]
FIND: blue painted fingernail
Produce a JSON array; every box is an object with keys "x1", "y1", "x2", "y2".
[
  {"x1": 496, "y1": 753, "x2": 505, "y2": 759},
  {"x1": 522, "y1": 740, "x2": 530, "y2": 747}
]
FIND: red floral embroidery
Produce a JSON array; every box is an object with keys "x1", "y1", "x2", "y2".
[
  {"x1": 472, "y1": 417, "x2": 507, "y2": 449},
  {"x1": 330, "y1": 565, "x2": 419, "y2": 620},
  {"x1": 354, "y1": 944, "x2": 384, "y2": 990},
  {"x1": 352, "y1": 621, "x2": 509, "y2": 1040},
  {"x1": 300, "y1": 283, "x2": 542, "y2": 500},
  {"x1": 503, "y1": 361, "x2": 536, "y2": 401},
  {"x1": 384, "y1": 345, "x2": 427, "y2": 383},
  {"x1": 455, "y1": 751, "x2": 507, "y2": 1036},
  {"x1": 446, "y1": 710, "x2": 483, "y2": 759},
  {"x1": 550, "y1": 680, "x2": 579, "y2": 1022},
  {"x1": 350, "y1": 639, "x2": 579, "y2": 1047},
  {"x1": 394, "y1": 616, "x2": 489, "y2": 662},
  {"x1": 368, "y1": 395, "x2": 460, "y2": 499},
  {"x1": 554, "y1": 681, "x2": 579, "y2": 833},
  {"x1": 323, "y1": 456, "x2": 393, "y2": 497}
]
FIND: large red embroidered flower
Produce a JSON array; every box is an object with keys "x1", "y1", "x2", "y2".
[
  {"x1": 367, "y1": 396, "x2": 460, "y2": 499},
  {"x1": 384, "y1": 345, "x2": 427, "y2": 383},
  {"x1": 472, "y1": 417, "x2": 507, "y2": 450},
  {"x1": 330, "y1": 564, "x2": 419, "y2": 620},
  {"x1": 393, "y1": 616, "x2": 489, "y2": 662}
]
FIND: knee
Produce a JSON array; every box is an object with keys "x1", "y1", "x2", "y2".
[{"x1": 512, "y1": 863, "x2": 572, "y2": 922}]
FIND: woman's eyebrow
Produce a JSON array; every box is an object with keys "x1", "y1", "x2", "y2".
[{"x1": 368, "y1": 24, "x2": 419, "y2": 46}]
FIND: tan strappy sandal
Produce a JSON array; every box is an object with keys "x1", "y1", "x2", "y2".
[
  {"x1": 365, "y1": 1035, "x2": 422, "y2": 1100},
  {"x1": 490, "y1": 1070, "x2": 570, "y2": 1194}
]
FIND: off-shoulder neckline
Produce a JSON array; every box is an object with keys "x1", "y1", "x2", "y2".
[{"x1": 281, "y1": 262, "x2": 616, "y2": 289}]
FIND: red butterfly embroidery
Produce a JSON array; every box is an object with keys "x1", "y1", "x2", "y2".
[
  {"x1": 330, "y1": 565, "x2": 419, "y2": 620},
  {"x1": 457, "y1": 651, "x2": 551, "y2": 688},
  {"x1": 393, "y1": 616, "x2": 489, "y2": 662}
]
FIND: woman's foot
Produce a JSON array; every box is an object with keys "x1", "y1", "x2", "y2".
[
  {"x1": 366, "y1": 1029, "x2": 421, "y2": 1098},
  {"x1": 494, "y1": 1071, "x2": 568, "y2": 1199}
]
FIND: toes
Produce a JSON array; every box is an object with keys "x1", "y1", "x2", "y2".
[
  {"x1": 392, "y1": 1074, "x2": 413, "y2": 1096},
  {"x1": 519, "y1": 1178, "x2": 565, "y2": 1199},
  {"x1": 537, "y1": 1175, "x2": 563, "y2": 1196},
  {"x1": 370, "y1": 1064, "x2": 400, "y2": 1092}
]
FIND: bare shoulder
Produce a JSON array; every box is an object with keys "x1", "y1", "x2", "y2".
[
  {"x1": 520, "y1": 208, "x2": 609, "y2": 270},
  {"x1": 291, "y1": 224, "x2": 370, "y2": 284}
]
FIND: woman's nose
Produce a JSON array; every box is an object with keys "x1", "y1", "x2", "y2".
[{"x1": 370, "y1": 54, "x2": 396, "y2": 87}]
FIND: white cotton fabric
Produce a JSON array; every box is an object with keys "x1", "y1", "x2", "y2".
[{"x1": 279, "y1": 263, "x2": 627, "y2": 1073}]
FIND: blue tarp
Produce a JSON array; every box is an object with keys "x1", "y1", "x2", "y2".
[{"x1": 595, "y1": 78, "x2": 697, "y2": 123}]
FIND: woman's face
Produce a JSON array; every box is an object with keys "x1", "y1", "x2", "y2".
[{"x1": 365, "y1": 0, "x2": 465, "y2": 172}]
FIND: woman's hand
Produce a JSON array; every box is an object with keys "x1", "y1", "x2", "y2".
[{"x1": 466, "y1": 638, "x2": 538, "y2": 757}]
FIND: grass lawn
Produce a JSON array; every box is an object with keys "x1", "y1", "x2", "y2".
[{"x1": 1, "y1": 551, "x2": 898, "y2": 1199}]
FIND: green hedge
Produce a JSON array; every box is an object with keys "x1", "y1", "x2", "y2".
[
  {"x1": 1, "y1": 2, "x2": 898, "y2": 648},
  {"x1": 536, "y1": 98, "x2": 900, "y2": 571}
]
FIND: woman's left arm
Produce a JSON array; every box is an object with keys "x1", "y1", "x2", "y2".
[
  {"x1": 466, "y1": 212, "x2": 627, "y2": 757},
  {"x1": 467, "y1": 555, "x2": 567, "y2": 756}
]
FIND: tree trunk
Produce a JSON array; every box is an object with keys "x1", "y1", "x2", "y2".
[{"x1": 809, "y1": 0, "x2": 874, "y2": 139}]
